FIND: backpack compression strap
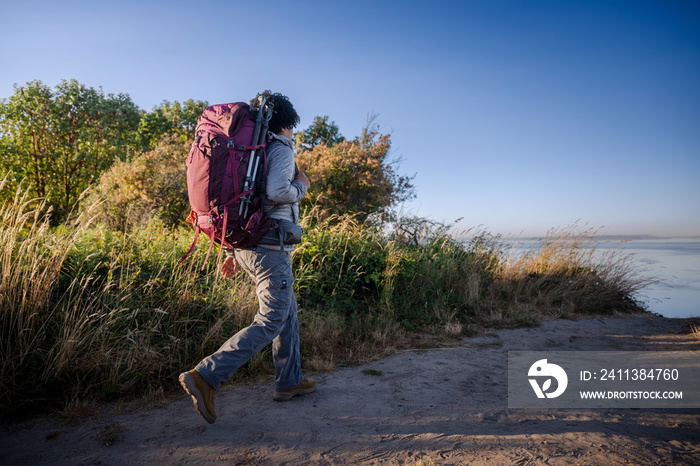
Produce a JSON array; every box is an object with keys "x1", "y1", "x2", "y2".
[
  {"x1": 229, "y1": 141, "x2": 266, "y2": 196},
  {"x1": 178, "y1": 223, "x2": 200, "y2": 265},
  {"x1": 213, "y1": 206, "x2": 229, "y2": 269}
]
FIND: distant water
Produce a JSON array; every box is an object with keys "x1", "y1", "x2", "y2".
[{"x1": 496, "y1": 237, "x2": 700, "y2": 319}]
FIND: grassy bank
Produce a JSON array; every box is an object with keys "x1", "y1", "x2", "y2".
[{"x1": 0, "y1": 187, "x2": 654, "y2": 419}]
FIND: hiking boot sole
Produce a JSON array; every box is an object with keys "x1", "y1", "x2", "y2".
[
  {"x1": 179, "y1": 372, "x2": 215, "y2": 424},
  {"x1": 273, "y1": 384, "x2": 317, "y2": 401}
]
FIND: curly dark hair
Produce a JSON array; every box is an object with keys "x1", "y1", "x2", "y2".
[{"x1": 250, "y1": 90, "x2": 300, "y2": 135}]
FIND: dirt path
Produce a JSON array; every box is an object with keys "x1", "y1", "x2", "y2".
[{"x1": 2, "y1": 314, "x2": 699, "y2": 465}]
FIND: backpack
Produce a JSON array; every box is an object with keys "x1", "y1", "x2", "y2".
[{"x1": 179, "y1": 102, "x2": 275, "y2": 269}]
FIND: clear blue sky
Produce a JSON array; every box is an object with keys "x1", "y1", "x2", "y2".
[{"x1": 1, "y1": 0, "x2": 698, "y2": 236}]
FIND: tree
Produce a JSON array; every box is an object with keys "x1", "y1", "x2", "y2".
[
  {"x1": 295, "y1": 115, "x2": 344, "y2": 150},
  {"x1": 296, "y1": 117, "x2": 414, "y2": 222},
  {"x1": 137, "y1": 108, "x2": 173, "y2": 151},
  {"x1": 0, "y1": 81, "x2": 54, "y2": 200},
  {"x1": 137, "y1": 99, "x2": 208, "y2": 150},
  {"x1": 178, "y1": 99, "x2": 209, "y2": 138},
  {"x1": 0, "y1": 79, "x2": 140, "y2": 218}
]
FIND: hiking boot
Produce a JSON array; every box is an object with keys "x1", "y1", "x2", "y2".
[
  {"x1": 273, "y1": 378, "x2": 317, "y2": 401},
  {"x1": 179, "y1": 369, "x2": 216, "y2": 424}
]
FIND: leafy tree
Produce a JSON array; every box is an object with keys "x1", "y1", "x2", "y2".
[
  {"x1": 138, "y1": 99, "x2": 208, "y2": 150},
  {"x1": 137, "y1": 108, "x2": 173, "y2": 151},
  {"x1": 0, "y1": 81, "x2": 54, "y2": 199},
  {"x1": 0, "y1": 79, "x2": 140, "y2": 218},
  {"x1": 295, "y1": 115, "x2": 344, "y2": 150},
  {"x1": 296, "y1": 117, "x2": 414, "y2": 222},
  {"x1": 171, "y1": 99, "x2": 208, "y2": 138}
]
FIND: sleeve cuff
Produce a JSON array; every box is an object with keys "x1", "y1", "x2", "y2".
[{"x1": 292, "y1": 179, "x2": 308, "y2": 198}]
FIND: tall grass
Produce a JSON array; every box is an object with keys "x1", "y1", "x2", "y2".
[
  {"x1": 0, "y1": 187, "x2": 654, "y2": 418},
  {"x1": 497, "y1": 226, "x2": 652, "y2": 318},
  {"x1": 0, "y1": 183, "x2": 264, "y2": 416},
  {"x1": 0, "y1": 179, "x2": 101, "y2": 408}
]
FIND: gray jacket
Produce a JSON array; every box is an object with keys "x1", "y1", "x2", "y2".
[{"x1": 264, "y1": 132, "x2": 307, "y2": 224}]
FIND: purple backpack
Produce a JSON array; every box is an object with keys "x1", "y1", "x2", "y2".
[{"x1": 179, "y1": 102, "x2": 274, "y2": 268}]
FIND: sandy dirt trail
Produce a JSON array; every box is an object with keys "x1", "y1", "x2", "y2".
[{"x1": 2, "y1": 313, "x2": 699, "y2": 465}]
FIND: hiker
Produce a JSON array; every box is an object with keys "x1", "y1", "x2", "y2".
[{"x1": 179, "y1": 91, "x2": 315, "y2": 424}]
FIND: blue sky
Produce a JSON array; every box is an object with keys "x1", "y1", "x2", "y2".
[{"x1": 1, "y1": 0, "x2": 698, "y2": 236}]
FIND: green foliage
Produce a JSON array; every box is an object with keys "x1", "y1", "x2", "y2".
[
  {"x1": 295, "y1": 115, "x2": 344, "y2": 150},
  {"x1": 162, "y1": 99, "x2": 208, "y2": 139},
  {"x1": 137, "y1": 99, "x2": 208, "y2": 150},
  {"x1": 88, "y1": 136, "x2": 190, "y2": 229},
  {"x1": 294, "y1": 215, "x2": 386, "y2": 312},
  {"x1": 0, "y1": 80, "x2": 140, "y2": 219},
  {"x1": 137, "y1": 108, "x2": 173, "y2": 151}
]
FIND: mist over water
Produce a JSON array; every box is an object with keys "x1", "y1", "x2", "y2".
[{"x1": 500, "y1": 237, "x2": 700, "y2": 319}]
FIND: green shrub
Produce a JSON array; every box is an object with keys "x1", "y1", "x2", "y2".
[{"x1": 294, "y1": 215, "x2": 386, "y2": 313}]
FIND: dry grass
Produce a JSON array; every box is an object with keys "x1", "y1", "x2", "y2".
[
  {"x1": 0, "y1": 177, "x2": 101, "y2": 406},
  {"x1": 497, "y1": 226, "x2": 655, "y2": 318},
  {"x1": 57, "y1": 397, "x2": 100, "y2": 426},
  {"x1": 95, "y1": 423, "x2": 127, "y2": 447},
  {"x1": 300, "y1": 309, "x2": 410, "y2": 370}
]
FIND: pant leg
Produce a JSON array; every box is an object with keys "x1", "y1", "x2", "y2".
[
  {"x1": 272, "y1": 291, "x2": 303, "y2": 390},
  {"x1": 195, "y1": 247, "x2": 303, "y2": 391}
]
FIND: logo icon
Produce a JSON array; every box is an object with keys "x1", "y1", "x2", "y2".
[{"x1": 528, "y1": 359, "x2": 568, "y2": 398}]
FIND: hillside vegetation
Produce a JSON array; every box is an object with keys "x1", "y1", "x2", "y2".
[{"x1": 0, "y1": 80, "x2": 652, "y2": 418}]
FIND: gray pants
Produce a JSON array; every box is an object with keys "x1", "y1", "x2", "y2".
[{"x1": 196, "y1": 247, "x2": 303, "y2": 391}]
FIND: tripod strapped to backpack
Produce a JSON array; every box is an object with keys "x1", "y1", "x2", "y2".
[{"x1": 240, "y1": 96, "x2": 273, "y2": 218}]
